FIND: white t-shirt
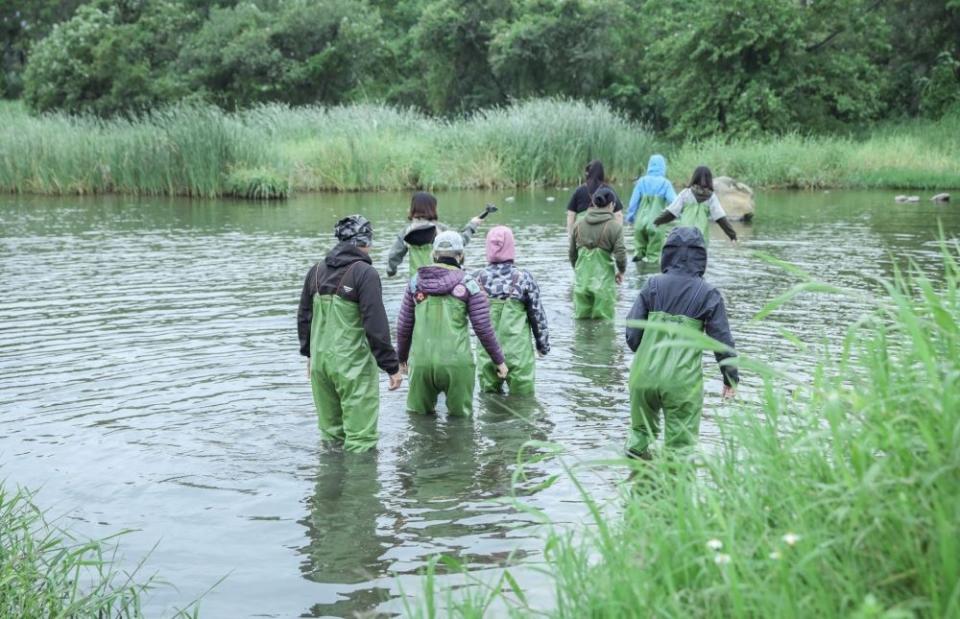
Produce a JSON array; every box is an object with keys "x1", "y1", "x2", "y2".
[{"x1": 666, "y1": 188, "x2": 727, "y2": 221}]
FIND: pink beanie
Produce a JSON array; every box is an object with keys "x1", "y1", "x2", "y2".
[{"x1": 485, "y1": 225, "x2": 516, "y2": 263}]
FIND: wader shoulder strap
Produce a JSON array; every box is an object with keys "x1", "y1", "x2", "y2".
[
  {"x1": 510, "y1": 269, "x2": 522, "y2": 296},
  {"x1": 680, "y1": 279, "x2": 708, "y2": 320}
]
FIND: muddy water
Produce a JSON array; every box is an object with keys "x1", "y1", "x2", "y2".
[{"x1": 0, "y1": 189, "x2": 956, "y2": 617}]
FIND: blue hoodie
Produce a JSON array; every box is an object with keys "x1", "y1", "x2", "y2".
[{"x1": 626, "y1": 154, "x2": 677, "y2": 224}]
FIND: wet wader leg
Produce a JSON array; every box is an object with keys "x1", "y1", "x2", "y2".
[
  {"x1": 407, "y1": 365, "x2": 440, "y2": 414},
  {"x1": 645, "y1": 225, "x2": 665, "y2": 262},
  {"x1": 338, "y1": 365, "x2": 380, "y2": 453},
  {"x1": 627, "y1": 386, "x2": 662, "y2": 455},
  {"x1": 573, "y1": 290, "x2": 594, "y2": 319},
  {"x1": 595, "y1": 288, "x2": 616, "y2": 320},
  {"x1": 443, "y1": 364, "x2": 476, "y2": 417},
  {"x1": 662, "y1": 385, "x2": 704, "y2": 450},
  {"x1": 312, "y1": 364, "x2": 345, "y2": 444},
  {"x1": 634, "y1": 223, "x2": 646, "y2": 261},
  {"x1": 506, "y1": 358, "x2": 535, "y2": 396},
  {"x1": 478, "y1": 358, "x2": 504, "y2": 394}
]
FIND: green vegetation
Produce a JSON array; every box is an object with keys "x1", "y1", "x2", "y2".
[
  {"x1": 5, "y1": 1, "x2": 960, "y2": 137},
  {"x1": 2, "y1": 98, "x2": 958, "y2": 197},
  {"x1": 415, "y1": 243, "x2": 960, "y2": 617},
  {"x1": 0, "y1": 99, "x2": 653, "y2": 196},
  {"x1": 0, "y1": 483, "x2": 184, "y2": 618}
]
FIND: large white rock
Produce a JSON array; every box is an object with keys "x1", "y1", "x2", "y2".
[
  {"x1": 931, "y1": 192, "x2": 950, "y2": 203},
  {"x1": 714, "y1": 176, "x2": 755, "y2": 221}
]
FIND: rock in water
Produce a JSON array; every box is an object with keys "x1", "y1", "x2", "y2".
[
  {"x1": 906, "y1": 196, "x2": 920, "y2": 203},
  {"x1": 714, "y1": 176, "x2": 755, "y2": 222},
  {"x1": 895, "y1": 195, "x2": 909, "y2": 203},
  {"x1": 931, "y1": 192, "x2": 950, "y2": 203},
  {"x1": 546, "y1": 196, "x2": 556, "y2": 202}
]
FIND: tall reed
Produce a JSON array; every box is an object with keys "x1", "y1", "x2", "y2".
[
  {"x1": 412, "y1": 242, "x2": 960, "y2": 618},
  {"x1": 0, "y1": 483, "x2": 199, "y2": 618}
]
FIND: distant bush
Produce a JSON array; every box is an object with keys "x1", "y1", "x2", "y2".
[{"x1": 22, "y1": 3, "x2": 198, "y2": 116}]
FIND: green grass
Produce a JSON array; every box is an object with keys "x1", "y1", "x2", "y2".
[
  {"x1": 0, "y1": 483, "x2": 200, "y2": 618},
  {"x1": 412, "y1": 242, "x2": 960, "y2": 618},
  {"x1": 2, "y1": 99, "x2": 958, "y2": 197},
  {"x1": 672, "y1": 115, "x2": 960, "y2": 190}
]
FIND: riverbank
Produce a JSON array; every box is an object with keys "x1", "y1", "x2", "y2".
[
  {"x1": 1, "y1": 99, "x2": 958, "y2": 199},
  {"x1": 0, "y1": 483, "x2": 186, "y2": 618},
  {"x1": 418, "y1": 246, "x2": 960, "y2": 617}
]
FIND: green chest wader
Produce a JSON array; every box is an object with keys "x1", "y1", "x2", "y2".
[
  {"x1": 633, "y1": 195, "x2": 670, "y2": 262},
  {"x1": 309, "y1": 265, "x2": 380, "y2": 452},
  {"x1": 478, "y1": 287, "x2": 535, "y2": 395},
  {"x1": 626, "y1": 310, "x2": 705, "y2": 454},
  {"x1": 407, "y1": 244, "x2": 434, "y2": 276},
  {"x1": 406, "y1": 292, "x2": 477, "y2": 416},
  {"x1": 678, "y1": 200, "x2": 711, "y2": 243},
  {"x1": 573, "y1": 245, "x2": 616, "y2": 320}
]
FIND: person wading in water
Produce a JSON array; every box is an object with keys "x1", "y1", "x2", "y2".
[{"x1": 297, "y1": 215, "x2": 402, "y2": 452}]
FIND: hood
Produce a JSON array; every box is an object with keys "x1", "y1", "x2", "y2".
[
  {"x1": 691, "y1": 184, "x2": 713, "y2": 203},
  {"x1": 403, "y1": 220, "x2": 438, "y2": 247},
  {"x1": 416, "y1": 264, "x2": 466, "y2": 294},
  {"x1": 660, "y1": 227, "x2": 707, "y2": 277},
  {"x1": 645, "y1": 154, "x2": 666, "y2": 177},
  {"x1": 325, "y1": 241, "x2": 372, "y2": 268},
  {"x1": 584, "y1": 209, "x2": 614, "y2": 224},
  {"x1": 485, "y1": 225, "x2": 515, "y2": 263}
]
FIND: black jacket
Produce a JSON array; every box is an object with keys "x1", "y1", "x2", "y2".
[
  {"x1": 625, "y1": 227, "x2": 739, "y2": 386},
  {"x1": 297, "y1": 242, "x2": 399, "y2": 375}
]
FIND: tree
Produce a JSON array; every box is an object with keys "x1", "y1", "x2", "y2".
[
  {"x1": 179, "y1": 0, "x2": 386, "y2": 109},
  {"x1": 409, "y1": 0, "x2": 514, "y2": 114},
  {"x1": 639, "y1": 0, "x2": 889, "y2": 138},
  {"x1": 22, "y1": 2, "x2": 198, "y2": 115},
  {"x1": 0, "y1": 0, "x2": 83, "y2": 97}
]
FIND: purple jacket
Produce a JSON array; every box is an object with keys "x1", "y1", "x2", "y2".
[{"x1": 396, "y1": 265, "x2": 505, "y2": 365}]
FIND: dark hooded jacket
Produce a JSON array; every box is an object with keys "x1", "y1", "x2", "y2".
[
  {"x1": 297, "y1": 242, "x2": 399, "y2": 375},
  {"x1": 625, "y1": 227, "x2": 739, "y2": 386}
]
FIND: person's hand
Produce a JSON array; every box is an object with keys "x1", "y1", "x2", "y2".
[
  {"x1": 537, "y1": 351, "x2": 546, "y2": 358},
  {"x1": 722, "y1": 385, "x2": 736, "y2": 400},
  {"x1": 470, "y1": 216, "x2": 483, "y2": 227},
  {"x1": 729, "y1": 237, "x2": 739, "y2": 245},
  {"x1": 615, "y1": 272, "x2": 625, "y2": 285},
  {"x1": 496, "y1": 363, "x2": 509, "y2": 379},
  {"x1": 399, "y1": 362, "x2": 408, "y2": 375},
  {"x1": 388, "y1": 373, "x2": 403, "y2": 391},
  {"x1": 386, "y1": 269, "x2": 396, "y2": 278}
]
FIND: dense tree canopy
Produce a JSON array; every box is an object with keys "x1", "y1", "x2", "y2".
[{"x1": 11, "y1": 0, "x2": 960, "y2": 136}]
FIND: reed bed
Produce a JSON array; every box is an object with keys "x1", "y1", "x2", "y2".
[
  {"x1": 2, "y1": 99, "x2": 957, "y2": 197},
  {"x1": 412, "y1": 243, "x2": 960, "y2": 618}
]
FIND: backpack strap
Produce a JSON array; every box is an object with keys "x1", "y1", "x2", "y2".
[{"x1": 336, "y1": 261, "x2": 361, "y2": 297}]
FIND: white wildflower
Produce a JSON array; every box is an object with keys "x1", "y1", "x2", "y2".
[
  {"x1": 714, "y1": 553, "x2": 732, "y2": 566},
  {"x1": 782, "y1": 532, "x2": 801, "y2": 546},
  {"x1": 769, "y1": 551, "x2": 781, "y2": 560},
  {"x1": 706, "y1": 539, "x2": 723, "y2": 551}
]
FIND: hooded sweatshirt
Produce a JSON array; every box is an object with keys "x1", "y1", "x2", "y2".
[
  {"x1": 625, "y1": 227, "x2": 739, "y2": 387},
  {"x1": 626, "y1": 154, "x2": 677, "y2": 223},
  {"x1": 395, "y1": 265, "x2": 505, "y2": 365},
  {"x1": 297, "y1": 242, "x2": 399, "y2": 375},
  {"x1": 568, "y1": 209, "x2": 628, "y2": 273}
]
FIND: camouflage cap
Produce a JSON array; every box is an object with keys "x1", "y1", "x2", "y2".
[{"x1": 334, "y1": 215, "x2": 373, "y2": 247}]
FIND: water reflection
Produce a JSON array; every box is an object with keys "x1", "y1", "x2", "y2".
[{"x1": 299, "y1": 449, "x2": 392, "y2": 617}]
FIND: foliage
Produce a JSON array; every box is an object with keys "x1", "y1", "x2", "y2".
[
  {"x1": 3, "y1": 98, "x2": 960, "y2": 199},
  {"x1": 640, "y1": 0, "x2": 889, "y2": 138},
  {"x1": 179, "y1": 0, "x2": 385, "y2": 110},
  {"x1": 0, "y1": 483, "x2": 176, "y2": 617},
  {"x1": 0, "y1": 98, "x2": 653, "y2": 196},
  {"x1": 12, "y1": 0, "x2": 960, "y2": 136},
  {"x1": 22, "y1": 2, "x2": 198, "y2": 116},
  {"x1": 416, "y1": 242, "x2": 960, "y2": 618},
  {"x1": 0, "y1": 0, "x2": 84, "y2": 97}
]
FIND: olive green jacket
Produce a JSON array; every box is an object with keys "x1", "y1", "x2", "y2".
[{"x1": 569, "y1": 210, "x2": 627, "y2": 273}]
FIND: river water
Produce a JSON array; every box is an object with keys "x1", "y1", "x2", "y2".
[{"x1": 0, "y1": 189, "x2": 956, "y2": 617}]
